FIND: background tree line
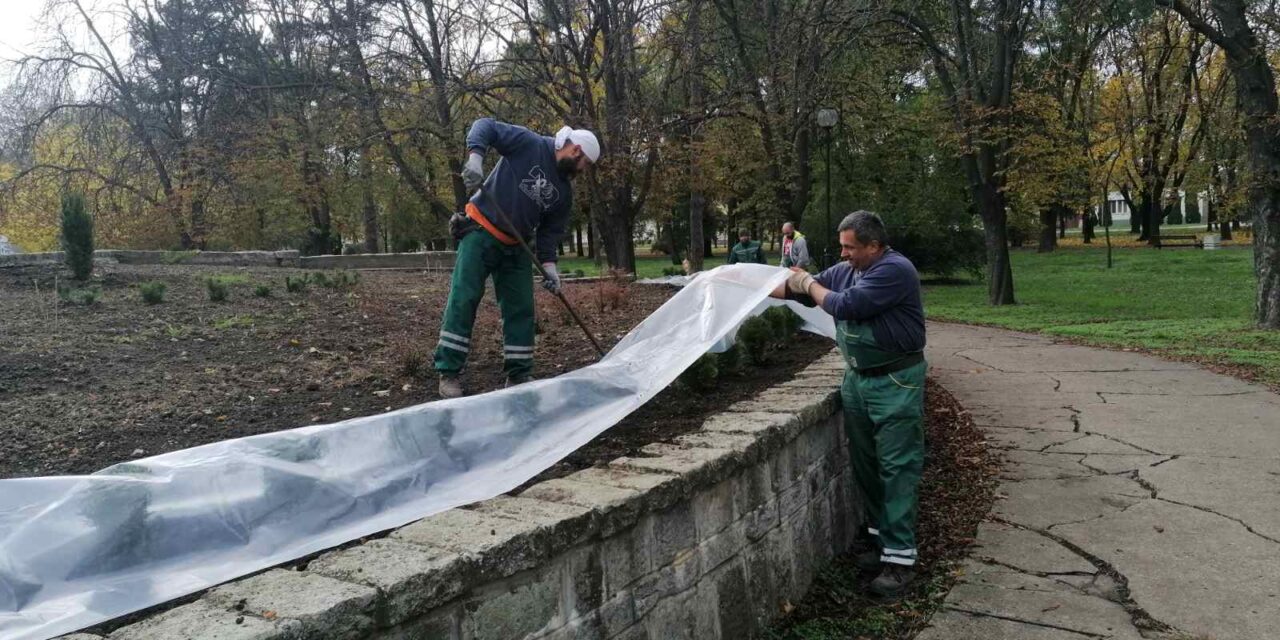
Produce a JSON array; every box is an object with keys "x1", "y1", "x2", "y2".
[{"x1": 1, "y1": 0, "x2": 1278, "y2": 325}]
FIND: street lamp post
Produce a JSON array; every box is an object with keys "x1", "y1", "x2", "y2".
[{"x1": 816, "y1": 108, "x2": 839, "y2": 269}]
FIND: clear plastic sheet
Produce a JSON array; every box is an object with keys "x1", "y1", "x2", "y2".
[{"x1": 0, "y1": 264, "x2": 837, "y2": 640}]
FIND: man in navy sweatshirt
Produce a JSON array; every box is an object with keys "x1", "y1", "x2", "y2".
[
  {"x1": 771, "y1": 210, "x2": 926, "y2": 598},
  {"x1": 435, "y1": 118, "x2": 600, "y2": 398}
]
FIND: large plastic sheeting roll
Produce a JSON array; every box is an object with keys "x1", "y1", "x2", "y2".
[{"x1": 0, "y1": 264, "x2": 837, "y2": 640}]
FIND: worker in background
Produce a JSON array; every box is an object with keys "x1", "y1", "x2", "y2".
[
  {"x1": 780, "y1": 221, "x2": 811, "y2": 270},
  {"x1": 771, "y1": 210, "x2": 926, "y2": 599},
  {"x1": 435, "y1": 118, "x2": 600, "y2": 398},
  {"x1": 726, "y1": 229, "x2": 767, "y2": 265}
]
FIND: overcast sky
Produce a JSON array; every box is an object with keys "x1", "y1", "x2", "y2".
[{"x1": 0, "y1": 0, "x2": 44, "y2": 60}]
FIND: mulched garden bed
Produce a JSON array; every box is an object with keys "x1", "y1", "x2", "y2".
[
  {"x1": 766, "y1": 378, "x2": 1002, "y2": 639},
  {"x1": 0, "y1": 263, "x2": 831, "y2": 478}
]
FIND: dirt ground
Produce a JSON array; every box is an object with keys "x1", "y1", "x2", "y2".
[{"x1": 0, "y1": 263, "x2": 832, "y2": 478}]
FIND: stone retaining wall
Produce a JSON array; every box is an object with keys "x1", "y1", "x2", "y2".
[
  {"x1": 65, "y1": 349, "x2": 854, "y2": 640},
  {"x1": 299, "y1": 252, "x2": 455, "y2": 271},
  {"x1": 0, "y1": 250, "x2": 459, "y2": 270},
  {"x1": 0, "y1": 250, "x2": 301, "y2": 268}
]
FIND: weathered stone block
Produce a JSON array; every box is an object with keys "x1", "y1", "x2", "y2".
[
  {"x1": 372, "y1": 604, "x2": 458, "y2": 640},
  {"x1": 710, "y1": 561, "x2": 752, "y2": 640},
  {"x1": 742, "y1": 543, "x2": 778, "y2": 631},
  {"x1": 650, "y1": 502, "x2": 698, "y2": 568},
  {"x1": 599, "y1": 524, "x2": 653, "y2": 597},
  {"x1": 392, "y1": 503, "x2": 556, "y2": 580},
  {"x1": 308, "y1": 538, "x2": 464, "y2": 626},
  {"x1": 640, "y1": 591, "x2": 701, "y2": 640},
  {"x1": 521, "y1": 477, "x2": 646, "y2": 537},
  {"x1": 690, "y1": 478, "x2": 736, "y2": 538},
  {"x1": 596, "y1": 592, "x2": 637, "y2": 638},
  {"x1": 463, "y1": 571, "x2": 562, "y2": 640},
  {"x1": 563, "y1": 546, "x2": 605, "y2": 620},
  {"x1": 108, "y1": 599, "x2": 302, "y2": 640},
  {"x1": 616, "y1": 444, "x2": 739, "y2": 490},
  {"x1": 700, "y1": 412, "x2": 801, "y2": 445},
  {"x1": 468, "y1": 494, "x2": 598, "y2": 552},
  {"x1": 205, "y1": 569, "x2": 376, "y2": 639},
  {"x1": 567, "y1": 467, "x2": 687, "y2": 513},
  {"x1": 698, "y1": 521, "x2": 747, "y2": 574},
  {"x1": 741, "y1": 497, "x2": 780, "y2": 542},
  {"x1": 674, "y1": 431, "x2": 761, "y2": 463}
]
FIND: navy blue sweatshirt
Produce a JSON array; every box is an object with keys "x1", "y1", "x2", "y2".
[
  {"x1": 814, "y1": 249, "x2": 926, "y2": 353},
  {"x1": 466, "y1": 118, "x2": 573, "y2": 263}
]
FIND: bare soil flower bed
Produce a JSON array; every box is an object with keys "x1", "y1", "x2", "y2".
[{"x1": 0, "y1": 263, "x2": 831, "y2": 478}]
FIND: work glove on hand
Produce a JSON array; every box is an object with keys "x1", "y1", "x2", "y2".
[
  {"x1": 541, "y1": 262, "x2": 562, "y2": 295},
  {"x1": 462, "y1": 152, "x2": 485, "y2": 193},
  {"x1": 786, "y1": 269, "x2": 816, "y2": 296}
]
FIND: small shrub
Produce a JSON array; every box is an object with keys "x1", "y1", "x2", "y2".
[
  {"x1": 58, "y1": 285, "x2": 102, "y2": 306},
  {"x1": 60, "y1": 192, "x2": 95, "y2": 281},
  {"x1": 253, "y1": 284, "x2": 272, "y2": 298},
  {"x1": 340, "y1": 270, "x2": 360, "y2": 286},
  {"x1": 736, "y1": 315, "x2": 775, "y2": 365},
  {"x1": 206, "y1": 278, "x2": 229, "y2": 302},
  {"x1": 715, "y1": 343, "x2": 745, "y2": 376},
  {"x1": 594, "y1": 281, "x2": 625, "y2": 311},
  {"x1": 213, "y1": 314, "x2": 253, "y2": 330},
  {"x1": 763, "y1": 305, "x2": 801, "y2": 339},
  {"x1": 678, "y1": 353, "x2": 719, "y2": 390},
  {"x1": 662, "y1": 266, "x2": 683, "y2": 277},
  {"x1": 310, "y1": 271, "x2": 334, "y2": 288},
  {"x1": 161, "y1": 251, "x2": 196, "y2": 264},
  {"x1": 210, "y1": 273, "x2": 250, "y2": 286},
  {"x1": 572, "y1": 269, "x2": 586, "y2": 278},
  {"x1": 285, "y1": 276, "x2": 307, "y2": 293},
  {"x1": 139, "y1": 281, "x2": 167, "y2": 305}
]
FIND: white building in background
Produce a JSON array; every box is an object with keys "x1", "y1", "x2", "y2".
[
  {"x1": 1094, "y1": 189, "x2": 1209, "y2": 225},
  {"x1": 0, "y1": 235, "x2": 19, "y2": 255}
]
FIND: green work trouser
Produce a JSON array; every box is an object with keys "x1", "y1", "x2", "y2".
[
  {"x1": 433, "y1": 230, "x2": 535, "y2": 379},
  {"x1": 842, "y1": 359, "x2": 927, "y2": 566}
]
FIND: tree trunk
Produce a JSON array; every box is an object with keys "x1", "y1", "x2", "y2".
[
  {"x1": 360, "y1": 147, "x2": 379, "y2": 253},
  {"x1": 1038, "y1": 208, "x2": 1056, "y2": 252},
  {"x1": 587, "y1": 219, "x2": 596, "y2": 259},
  {"x1": 575, "y1": 224, "x2": 584, "y2": 256},
  {"x1": 978, "y1": 182, "x2": 1016, "y2": 304}
]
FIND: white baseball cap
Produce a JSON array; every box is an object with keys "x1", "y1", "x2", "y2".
[{"x1": 555, "y1": 126, "x2": 601, "y2": 163}]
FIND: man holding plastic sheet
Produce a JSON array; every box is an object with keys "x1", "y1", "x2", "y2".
[
  {"x1": 727, "y1": 229, "x2": 767, "y2": 265},
  {"x1": 436, "y1": 118, "x2": 600, "y2": 398},
  {"x1": 769, "y1": 210, "x2": 926, "y2": 598}
]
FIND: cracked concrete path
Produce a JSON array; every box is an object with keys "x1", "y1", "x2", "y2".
[{"x1": 916, "y1": 323, "x2": 1280, "y2": 640}]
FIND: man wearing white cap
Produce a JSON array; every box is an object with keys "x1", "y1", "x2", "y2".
[{"x1": 435, "y1": 118, "x2": 600, "y2": 398}]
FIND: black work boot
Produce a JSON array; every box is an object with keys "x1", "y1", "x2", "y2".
[
  {"x1": 870, "y1": 563, "x2": 916, "y2": 599},
  {"x1": 854, "y1": 547, "x2": 882, "y2": 571}
]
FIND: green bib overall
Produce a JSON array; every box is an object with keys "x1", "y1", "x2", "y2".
[{"x1": 837, "y1": 319, "x2": 926, "y2": 566}]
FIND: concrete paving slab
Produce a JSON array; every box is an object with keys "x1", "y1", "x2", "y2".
[
  {"x1": 950, "y1": 345, "x2": 1199, "y2": 373},
  {"x1": 926, "y1": 322, "x2": 1280, "y2": 640},
  {"x1": 1052, "y1": 369, "x2": 1268, "y2": 396},
  {"x1": 969, "y1": 520, "x2": 1096, "y2": 575},
  {"x1": 1054, "y1": 499, "x2": 1280, "y2": 640},
  {"x1": 943, "y1": 561, "x2": 1145, "y2": 639},
  {"x1": 992, "y1": 475, "x2": 1146, "y2": 530}
]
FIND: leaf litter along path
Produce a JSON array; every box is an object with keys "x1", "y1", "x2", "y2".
[{"x1": 0, "y1": 263, "x2": 831, "y2": 479}]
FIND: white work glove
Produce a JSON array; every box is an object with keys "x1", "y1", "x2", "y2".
[
  {"x1": 786, "y1": 269, "x2": 816, "y2": 296},
  {"x1": 541, "y1": 262, "x2": 562, "y2": 295},
  {"x1": 462, "y1": 152, "x2": 485, "y2": 193}
]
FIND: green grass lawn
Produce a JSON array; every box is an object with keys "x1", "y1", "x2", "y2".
[
  {"x1": 557, "y1": 250, "x2": 782, "y2": 279},
  {"x1": 923, "y1": 246, "x2": 1280, "y2": 387}
]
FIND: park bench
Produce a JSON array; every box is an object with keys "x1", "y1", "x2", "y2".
[{"x1": 1153, "y1": 234, "x2": 1203, "y2": 249}]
